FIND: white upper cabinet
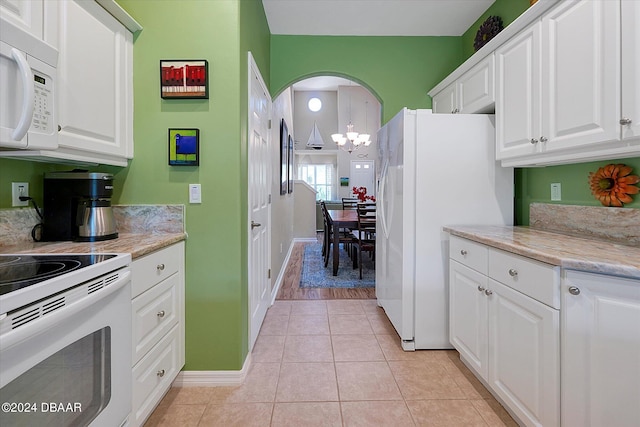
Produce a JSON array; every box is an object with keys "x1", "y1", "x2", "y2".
[
  {"x1": 45, "y1": 0, "x2": 133, "y2": 165},
  {"x1": 431, "y1": 82, "x2": 457, "y2": 114},
  {"x1": 0, "y1": 0, "x2": 44, "y2": 39},
  {"x1": 497, "y1": 0, "x2": 639, "y2": 166},
  {"x1": 495, "y1": 21, "x2": 542, "y2": 160},
  {"x1": 540, "y1": 0, "x2": 619, "y2": 153},
  {"x1": 622, "y1": 0, "x2": 640, "y2": 140},
  {"x1": 457, "y1": 54, "x2": 494, "y2": 114},
  {"x1": 432, "y1": 54, "x2": 495, "y2": 114}
]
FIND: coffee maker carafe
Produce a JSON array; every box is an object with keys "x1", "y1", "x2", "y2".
[{"x1": 42, "y1": 171, "x2": 118, "y2": 242}]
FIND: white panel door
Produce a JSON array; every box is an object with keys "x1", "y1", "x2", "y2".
[
  {"x1": 53, "y1": 0, "x2": 132, "y2": 159},
  {"x1": 622, "y1": 0, "x2": 640, "y2": 140},
  {"x1": 495, "y1": 21, "x2": 542, "y2": 160},
  {"x1": 248, "y1": 52, "x2": 271, "y2": 351},
  {"x1": 0, "y1": 0, "x2": 43, "y2": 39},
  {"x1": 449, "y1": 261, "x2": 488, "y2": 380},
  {"x1": 488, "y1": 279, "x2": 560, "y2": 427},
  {"x1": 541, "y1": 0, "x2": 620, "y2": 152},
  {"x1": 562, "y1": 271, "x2": 640, "y2": 427},
  {"x1": 349, "y1": 160, "x2": 375, "y2": 197}
]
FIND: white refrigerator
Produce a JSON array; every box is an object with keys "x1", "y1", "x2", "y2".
[{"x1": 376, "y1": 108, "x2": 513, "y2": 350}]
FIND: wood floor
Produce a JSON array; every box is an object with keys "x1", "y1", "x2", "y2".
[{"x1": 275, "y1": 238, "x2": 376, "y2": 300}]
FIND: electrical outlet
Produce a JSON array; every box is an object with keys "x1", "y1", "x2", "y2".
[
  {"x1": 551, "y1": 183, "x2": 562, "y2": 201},
  {"x1": 11, "y1": 182, "x2": 29, "y2": 207}
]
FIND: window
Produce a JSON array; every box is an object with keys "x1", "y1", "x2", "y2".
[{"x1": 298, "y1": 163, "x2": 334, "y2": 200}]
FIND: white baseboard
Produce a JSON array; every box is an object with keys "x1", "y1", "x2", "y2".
[{"x1": 172, "y1": 353, "x2": 252, "y2": 387}]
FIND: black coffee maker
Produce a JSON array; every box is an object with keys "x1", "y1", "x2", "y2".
[{"x1": 42, "y1": 171, "x2": 118, "y2": 242}]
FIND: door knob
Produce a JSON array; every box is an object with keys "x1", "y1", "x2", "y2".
[
  {"x1": 620, "y1": 118, "x2": 633, "y2": 125},
  {"x1": 477, "y1": 285, "x2": 485, "y2": 292},
  {"x1": 485, "y1": 289, "x2": 493, "y2": 296},
  {"x1": 251, "y1": 221, "x2": 261, "y2": 229},
  {"x1": 568, "y1": 286, "x2": 581, "y2": 295},
  {"x1": 540, "y1": 136, "x2": 548, "y2": 143},
  {"x1": 530, "y1": 138, "x2": 539, "y2": 145}
]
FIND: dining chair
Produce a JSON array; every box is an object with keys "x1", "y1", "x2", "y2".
[
  {"x1": 342, "y1": 198, "x2": 359, "y2": 210},
  {"x1": 352, "y1": 204, "x2": 376, "y2": 279}
]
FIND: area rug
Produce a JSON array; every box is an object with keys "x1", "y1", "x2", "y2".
[{"x1": 300, "y1": 243, "x2": 375, "y2": 288}]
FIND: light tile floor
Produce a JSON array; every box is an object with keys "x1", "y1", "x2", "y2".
[{"x1": 145, "y1": 299, "x2": 518, "y2": 426}]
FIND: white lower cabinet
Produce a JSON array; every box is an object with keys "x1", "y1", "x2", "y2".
[
  {"x1": 561, "y1": 270, "x2": 640, "y2": 427},
  {"x1": 131, "y1": 242, "x2": 185, "y2": 427},
  {"x1": 487, "y1": 279, "x2": 559, "y2": 427},
  {"x1": 449, "y1": 236, "x2": 560, "y2": 427}
]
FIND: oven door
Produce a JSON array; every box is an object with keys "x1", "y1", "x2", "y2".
[{"x1": 0, "y1": 269, "x2": 131, "y2": 427}]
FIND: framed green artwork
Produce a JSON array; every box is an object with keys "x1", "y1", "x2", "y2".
[{"x1": 168, "y1": 128, "x2": 199, "y2": 166}]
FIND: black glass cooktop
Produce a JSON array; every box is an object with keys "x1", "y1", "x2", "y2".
[{"x1": 0, "y1": 254, "x2": 117, "y2": 296}]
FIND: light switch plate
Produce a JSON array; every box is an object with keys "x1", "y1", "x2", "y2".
[
  {"x1": 11, "y1": 182, "x2": 29, "y2": 207},
  {"x1": 189, "y1": 184, "x2": 202, "y2": 203},
  {"x1": 551, "y1": 183, "x2": 561, "y2": 201}
]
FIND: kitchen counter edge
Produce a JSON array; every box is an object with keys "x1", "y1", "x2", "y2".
[
  {"x1": 0, "y1": 233, "x2": 187, "y2": 260},
  {"x1": 443, "y1": 225, "x2": 640, "y2": 280}
]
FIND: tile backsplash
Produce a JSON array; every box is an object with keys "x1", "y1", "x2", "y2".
[
  {"x1": 0, "y1": 205, "x2": 185, "y2": 248},
  {"x1": 530, "y1": 203, "x2": 640, "y2": 246}
]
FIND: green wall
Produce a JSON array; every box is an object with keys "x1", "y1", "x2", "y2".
[
  {"x1": 516, "y1": 157, "x2": 640, "y2": 225},
  {"x1": 270, "y1": 36, "x2": 463, "y2": 123},
  {"x1": 116, "y1": 0, "x2": 269, "y2": 371},
  {"x1": 461, "y1": 0, "x2": 532, "y2": 60}
]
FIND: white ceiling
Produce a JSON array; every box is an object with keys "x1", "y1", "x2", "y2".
[{"x1": 262, "y1": 0, "x2": 495, "y2": 36}]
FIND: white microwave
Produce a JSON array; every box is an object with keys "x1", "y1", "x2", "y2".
[{"x1": 0, "y1": 17, "x2": 58, "y2": 150}]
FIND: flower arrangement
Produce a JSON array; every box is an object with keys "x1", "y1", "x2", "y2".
[
  {"x1": 352, "y1": 186, "x2": 376, "y2": 203},
  {"x1": 588, "y1": 163, "x2": 639, "y2": 207}
]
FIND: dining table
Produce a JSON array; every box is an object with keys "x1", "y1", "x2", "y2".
[{"x1": 327, "y1": 209, "x2": 376, "y2": 276}]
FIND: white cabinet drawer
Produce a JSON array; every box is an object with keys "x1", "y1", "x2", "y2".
[
  {"x1": 450, "y1": 235, "x2": 489, "y2": 275},
  {"x1": 132, "y1": 273, "x2": 180, "y2": 365},
  {"x1": 132, "y1": 324, "x2": 181, "y2": 427},
  {"x1": 131, "y1": 243, "x2": 184, "y2": 298},
  {"x1": 489, "y1": 248, "x2": 560, "y2": 309}
]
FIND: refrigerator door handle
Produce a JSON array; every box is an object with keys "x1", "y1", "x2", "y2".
[{"x1": 379, "y1": 158, "x2": 390, "y2": 238}]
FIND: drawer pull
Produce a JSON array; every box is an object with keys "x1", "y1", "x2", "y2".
[
  {"x1": 157, "y1": 369, "x2": 165, "y2": 378},
  {"x1": 477, "y1": 285, "x2": 485, "y2": 292},
  {"x1": 157, "y1": 310, "x2": 165, "y2": 318},
  {"x1": 508, "y1": 268, "x2": 518, "y2": 277},
  {"x1": 157, "y1": 263, "x2": 165, "y2": 271},
  {"x1": 460, "y1": 249, "x2": 468, "y2": 256},
  {"x1": 568, "y1": 286, "x2": 581, "y2": 296},
  {"x1": 485, "y1": 289, "x2": 493, "y2": 296}
]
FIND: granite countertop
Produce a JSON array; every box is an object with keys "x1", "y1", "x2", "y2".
[
  {"x1": 0, "y1": 233, "x2": 187, "y2": 259},
  {"x1": 444, "y1": 225, "x2": 640, "y2": 280}
]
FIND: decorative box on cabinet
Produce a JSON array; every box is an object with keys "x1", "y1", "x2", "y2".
[
  {"x1": 449, "y1": 235, "x2": 560, "y2": 427},
  {"x1": 131, "y1": 242, "x2": 185, "y2": 427},
  {"x1": 431, "y1": 54, "x2": 495, "y2": 115},
  {"x1": 496, "y1": 0, "x2": 639, "y2": 166},
  {"x1": 561, "y1": 270, "x2": 640, "y2": 427}
]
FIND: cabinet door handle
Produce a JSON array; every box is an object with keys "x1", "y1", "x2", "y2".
[
  {"x1": 157, "y1": 263, "x2": 165, "y2": 271},
  {"x1": 485, "y1": 289, "x2": 493, "y2": 296},
  {"x1": 157, "y1": 369, "x2": 165, "y2": 377},
  {"x1": 460, "y1": 249, "x2": 468, "y2": 256},
  {"x1": 508, "y1": 268, "x2": 518, "y2": 277},
  {"x1": 477, "y1": 285, "x2": 485, "y2": 292},
  {"x1": 539, "y1": 136, "x2": 548, "y2": 143},
  {"x1": 620, "y1": 117, "x2": 633, "y2": 125},
  {"x1": 251, "y1": 221, "x2": 262, "y2": 229},
  {"x1": 568, "y1": 286, "x2": 581, "y2": 295},
  {"x1": 530, "y1": 138, "x2": 539, "y2": 145},
  {"x1": 157, "y1": 310, "x2": 165, "y2": 318}
]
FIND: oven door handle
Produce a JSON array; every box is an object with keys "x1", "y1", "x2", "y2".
[{"x1": 0, "y1": 270, "x2": 131, "y2": 351}]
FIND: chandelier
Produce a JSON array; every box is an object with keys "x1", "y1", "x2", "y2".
[{"x1": 331, "y1": 92, "x2": 372, "y2": 153}]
